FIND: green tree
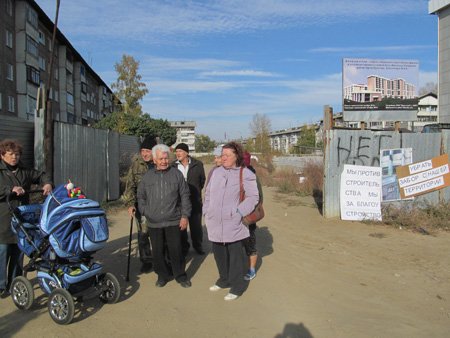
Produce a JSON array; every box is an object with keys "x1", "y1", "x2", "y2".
[
  {"x1": 195, "y1": 134, "x2": 216, "y2": 152},
  {"x1": 94, "y1": 112, "x2": 177, "y2": 145},
  {"x1": 296, "y1": 125, "x2": 316, "y2": 154},
  {"x1": 249, "y1": 113, "x2": 271, "y2": 154},
  {"x1": 111, "y1": 54, "x2": 148, "y2": 117}
]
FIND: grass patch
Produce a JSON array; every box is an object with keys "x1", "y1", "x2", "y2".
[{"x1": 380, "y1": 201, "x2": 450, "y2": 233}]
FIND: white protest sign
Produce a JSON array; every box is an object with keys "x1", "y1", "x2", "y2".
[{"x1": 340, "y1": 164, "x2": 382, "y2": 221}]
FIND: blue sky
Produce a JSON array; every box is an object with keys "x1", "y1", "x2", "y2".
[{"x1": 35, "y1": 0, "x2": 438, "y2": 141}]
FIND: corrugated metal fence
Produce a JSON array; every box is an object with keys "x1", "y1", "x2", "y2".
[
  {"x1": 54, "y1": 122, "x2": 139, "y2": 202},
  {"x1": 323, "y1": 129, "x2": 450, "y2": 218},
  {"x1": 1, "y1": 117, "x2": 139, "y2": 203},
  {"x1": 0, "y1": 116, "x2": 34, "y2": 167}
]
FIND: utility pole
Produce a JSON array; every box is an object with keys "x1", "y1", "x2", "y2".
[{"x1": 44, "y1": 0, "x2": 60, "y2": 179}]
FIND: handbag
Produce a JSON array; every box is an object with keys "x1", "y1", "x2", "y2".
[{"x1": 239, "y1": 167, "x2": 265, "y2": 226}]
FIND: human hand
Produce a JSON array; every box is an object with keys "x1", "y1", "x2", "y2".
[
  {"x1": 42, "y1": 184, "x2": 52, "y2": 196},
  {"x1": 128, "y1": 206, "x2": 136, "y2": 217},
  {"x1": 179, "y1": 217, "x2": 188, "y2": 230},
  {"x1": 12, "y1": 186, "x2": 25, "y2": 196}
]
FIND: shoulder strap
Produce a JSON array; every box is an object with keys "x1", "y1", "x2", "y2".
[{"x1": 239, "y1": 167, "x2": 245, "y2": 202}]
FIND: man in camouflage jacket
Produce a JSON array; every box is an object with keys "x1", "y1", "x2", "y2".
[{"x1": 122, "y1": 136, "x2": 157, "y2": 273}]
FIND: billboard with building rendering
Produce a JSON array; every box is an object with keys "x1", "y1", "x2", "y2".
[{"x1": 342, "y1": 58, "x2": 419, "y2": 122}]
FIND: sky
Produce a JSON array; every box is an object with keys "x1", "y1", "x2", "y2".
[{"x1": 35, "y1": 0, "x2": 438, "y2": 141}]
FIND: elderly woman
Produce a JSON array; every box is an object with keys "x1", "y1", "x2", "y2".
[
  {"x1": 203, "y1": 141, "x2": 259, "y2": 301},
  {"x1": 0, "y1": 139, "x2": 52, "y2": 297}
]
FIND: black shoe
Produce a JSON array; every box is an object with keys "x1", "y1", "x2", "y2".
[
  {"x1": 140, "y1": 262, "x2": 153, "y2": 273},
  {"x1": 155, "y1": 279, "x2": 168, "y2": 287},
  {"x1": 179, "y1": 280, "x2": 192, "y2": 288},
  {"x1": 194, "y1": 248, "x2": 205, "y2": 255},
  {"x1": 0, "y1": 289, "x2": 10, "y2": 299}
]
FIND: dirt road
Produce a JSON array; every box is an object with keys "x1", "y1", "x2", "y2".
[{"x1": 1, "y1": 183, "x2": 450, "y2": 337}]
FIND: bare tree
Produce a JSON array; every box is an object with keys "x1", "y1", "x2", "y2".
[
  {"x1": 249, "y1": 113, "x2": 272, "y2": 154},
  {"x1": 418, "y1": 82, "x2": 437, "y2": 96}
]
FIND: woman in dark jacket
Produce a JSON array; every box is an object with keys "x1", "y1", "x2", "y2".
[{"x1": 0, "y1": 139, "x2": 52, "y2": 297}]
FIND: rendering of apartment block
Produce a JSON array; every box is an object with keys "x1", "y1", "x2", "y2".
[
  {"x1": 0, "y1": 0, "x2": 117, "y2": 125},
  {"x1": 344, "y1": 75, "x2": 416, "y2": 103},
  {"x1": 170, "y1": 120, "x2": 196, "y2": 152}
]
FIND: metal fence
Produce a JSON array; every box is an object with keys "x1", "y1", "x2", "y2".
[
  {"x1": 323, "y1": 129, "x2": 450, "y2": 218},
  {"x1": 0, "y1": 116, "x2": 34, "y2": 167},
  {"x1": 1, "y1": 116, "x2": 139, "y2": 203}
]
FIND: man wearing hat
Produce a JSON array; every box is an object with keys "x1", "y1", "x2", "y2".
[
  {"x1": 172, "y1": 143, "x2": 206, "y2": 255},
  {"x1": 122, "y1": 135, "x2": 157, "y2": 273}
]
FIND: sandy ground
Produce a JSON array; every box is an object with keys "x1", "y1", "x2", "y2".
[{"x1": 1, "y1": 167, "x2": 450, "y2": 337}]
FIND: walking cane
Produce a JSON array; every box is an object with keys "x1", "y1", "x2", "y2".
[{"x1": 126, "y1": 216, "x2": 134, "y2": 282}]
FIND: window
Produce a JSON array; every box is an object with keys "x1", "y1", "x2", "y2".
[
  {"x1": 6, "y1": 30, "x2": 13, "y2": 48},
  {"x1": 6, "y1": 63, "x2": 14, "y2": 81},
  {"x1": 67, "y1": 92, "x2": 74, "y2": 106},
  {"x1": 39, "y1": 56, "x2": 46, "y2": 71},
  {"x1": 81, "y1": 82, "x2": 87, "y2": 94},
  {"x1": 27, "y1": 6, "x2": 38, "y2": 29},
  {"x1": 80, "y1": 65, "x2": 85, "y2": 77},
  {"x1": 27, "y1": 95, "x2": 37, "y2": 116},
  {"x1": 0, "y1": 93, "x2": 2, "y2": 111},
  {"x1": 26, "y1": 35, "x2": 39, "y2": 58},
  {"x1": 54, "y1": 68, "x2": 59, "y2": 80},
  {"x1": 8, "y1": 96, "x2": 15, "y2": 113},
  {"x1": 54, "y1": 90, "x2": 59, "y2": 102},
  {"x1": 38, "y1": 30, "x2": 46, "y2": 45},
  {"x1": 6, "y1": 0, "x2": 13, "y2": 16},
  {"x1": 27, "y1": 66, "x2": 40, "y2": 86}
]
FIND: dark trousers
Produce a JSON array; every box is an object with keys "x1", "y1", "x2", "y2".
[
  {"x1": 148, "y1": 226, "x2": 188, "y2": 283},
  {"x1": 0, "y1": 243, "x2": 23, "y2": 290},
  {"x1": 136, "y1": 212, "x2": 152, "y2": 264},
  {"x1": 212, "y1": 241, "x2": 247, "y2": 296},
  {"x1": 181, "y1": 211, "x2": 203, "y2": 253}
]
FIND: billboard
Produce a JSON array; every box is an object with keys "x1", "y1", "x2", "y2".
[{"x1": 343, "y1": 58, "x2": 419, "y2": 122}]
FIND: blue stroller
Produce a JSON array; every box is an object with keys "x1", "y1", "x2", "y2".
[{"x1": 8, "y1": 184, "x2": 121, "y2": 325}]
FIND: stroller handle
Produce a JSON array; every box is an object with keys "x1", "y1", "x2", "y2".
[{"x1": 6, "y1": 189, "x2": 44, "y2": 211}]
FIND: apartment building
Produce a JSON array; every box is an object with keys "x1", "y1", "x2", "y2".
[
  {"x1": 0, "y1": 0, "x2": 117, "y2": 125},
  {"x1": 429, "y1": 1, "x2": 450, "y2": 123},
  {"x1": 410, "y1": 92, "x2": 438, "y2": 132},
  {"x1": 169, "y1": 120, "x2": 196, "y2": 152},
  {"x1": 344, "y1": 75, "x2": 416, "y2": 103}
]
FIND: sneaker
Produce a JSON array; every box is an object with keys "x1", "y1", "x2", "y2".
[
  {"x1": 0, "y1": 289, "x2": 10, "y2": 299},
  {"x1": 209, "y1": 284, "x2": 225, "y2": 292},
  {"x1": 224, "y1": 293, "x2": 239, "y2": 301},
  {"x1": 179, "y1": 280, "x2": 192, "y2": 288},
  {"x1": 244, "y1": 270, "x2": 256, "y2": 281},
  {"x1": 155, "y1": 279, "x2": 168, "y2": 287}
]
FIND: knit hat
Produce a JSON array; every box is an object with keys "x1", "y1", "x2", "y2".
[
  {"x1": 140, "y1": 136, "x2": 157, "y2": 150},
  {"x1": 213, "y1": 145, "x2": 222, "y2": 157},
  {"x1": 243, "y1": 151, "x2": 251, "y2": 167},
  {"x1": 175, "y1": 143, "x2": 189, "y2": 153}
]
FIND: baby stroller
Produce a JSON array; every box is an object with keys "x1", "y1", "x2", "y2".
[{"x1": 7, "y1": 183, "x2": 121, "y2": 325}]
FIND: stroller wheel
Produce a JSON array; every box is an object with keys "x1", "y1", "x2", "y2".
[
  {"x1": 48, "y1": 288, "x2": 75, "y2": 325},
  {"x1": 11, "y1": 276, "x2": 34, "y2": 310},
  {"x1": 99, "y1": 272, "x2": 121, "y2": 304}
]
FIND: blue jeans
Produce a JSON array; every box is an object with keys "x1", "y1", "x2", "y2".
[{"x1": 0, "y1": 243, "x2": 23, "y2": 290}]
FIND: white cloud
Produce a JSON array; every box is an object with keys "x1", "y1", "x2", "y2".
[
  {"x1": 310, "y1": 45, "x2": 435, "y2": 53},
  {"x1": 199, "y1": 70, "x2": 280, "y2": 78},
  {"x1": 36, "y1": 0, "x2": 424, "y2": 44}
]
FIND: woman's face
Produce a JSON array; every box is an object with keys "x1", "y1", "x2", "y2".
[
  {"x1": 221, "y1": 148, "x2": 237, "y2": 168},
  {"x1": 1, "y1": 150, "x2": 20, "y2": 166}
]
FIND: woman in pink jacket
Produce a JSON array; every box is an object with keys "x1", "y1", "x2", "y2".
[{"x1": 203, "y1": 142, "x2": 259, "y2": 301}]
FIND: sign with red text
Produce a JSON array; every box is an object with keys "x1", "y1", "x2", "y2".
[
  {"x1": 340, "y1": 164, "x2": 382, "y2": 221},
  {"x1": 396, "y1": 154, "x2": 450, "y2": 199}
]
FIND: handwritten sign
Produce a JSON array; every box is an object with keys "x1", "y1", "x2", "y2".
[
  {"x1": 340, "y1": 164, "x2": 382, "y2": 221},
  {"x1": 396, "y1": 154, "x2": 450, "y2": 199}
]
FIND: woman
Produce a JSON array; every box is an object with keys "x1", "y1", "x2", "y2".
[
  {"x1": 0, "y1": 139, "x2": 52, "y2": 297},
  {"x1": 203, "y1": 142, "x2": 259, "y2": 301}
]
